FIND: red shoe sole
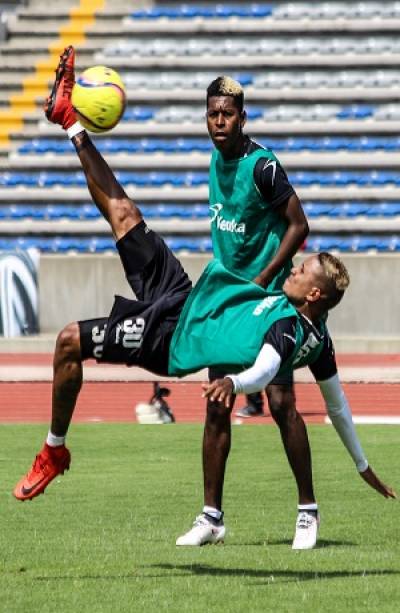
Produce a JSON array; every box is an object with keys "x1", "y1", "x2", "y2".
[{"x1": 44, "y1": 46, "x2": 74, "y2": 121}]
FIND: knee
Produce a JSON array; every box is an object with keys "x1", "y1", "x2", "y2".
[
  {"x1": 206, "y1": 399, "x2": 231, "y2": 424},
  {"x1": 267, "y1": 386, "x2": 296, "y2": 422},
  {"x1": 112, "y1": 197, "x2": 142, "y2": 236},
  {"x1": 55, "y1": 322, "x2": 81, "y2": 363}
]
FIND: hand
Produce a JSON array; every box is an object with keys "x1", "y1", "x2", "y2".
[
  {"x1": 359, "y1": 465, "x2": 397, "y2": 499},
  {"x1": 202, "y1": 378, "x2": 234, "y2": 408},
  {"x1": 252, "y1": 275, "x2": 267, "y2": 288}
]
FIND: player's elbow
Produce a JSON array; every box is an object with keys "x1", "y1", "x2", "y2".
[
  {"x1": 289, "y1": 218, "x2": 309, "y2": 246},
  {"x1": 325, "y1": 402, "x2": 342, "y2": 418},
  {"x1": 298, "y1": 218, "x2": 309, "y2": 241}
]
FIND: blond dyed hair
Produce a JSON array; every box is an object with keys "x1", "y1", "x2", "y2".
[
  {"x1": 318, "y1": 252, "x2": 350, "y2": 309},
  {"x1": 206, "y1": 76, "x2": 244, "y2": 111}
]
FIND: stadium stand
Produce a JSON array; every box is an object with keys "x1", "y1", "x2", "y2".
[{"x1": 0, "y1": 1, "x2": 400, "y2": 253}]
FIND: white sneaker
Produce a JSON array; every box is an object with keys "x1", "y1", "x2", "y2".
[
  {"x1": 176, "y1": 514, "x2": 226, "y2": 546},
  {"x1": 292, "y1": 511, "x2": 320, "y2": 550}
]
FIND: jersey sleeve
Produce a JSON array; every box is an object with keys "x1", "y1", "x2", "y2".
[
  {"x1": 308, "y1": 332, "x2": 338, "y2": 381},
  {"x1": 227, "y1": 343, "x2": 282, "y2": 394},
  {"x1": 263, "y1": 317, "x2": 298, "y2": 362},
  {"x1": 253, "y1": 157, "x2": 295, "y2": 209}
]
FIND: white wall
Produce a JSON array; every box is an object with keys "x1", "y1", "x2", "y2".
[{"x1": 38, "y1": 252, "x2": 400, "y2": 352}]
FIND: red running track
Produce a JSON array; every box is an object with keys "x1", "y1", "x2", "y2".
[
  {"x1": 1, "y1": 353, "x2": 400, "y2": 366},
  {"x1": 1, "y1": 380, "x2": 399, "y2": 424}
]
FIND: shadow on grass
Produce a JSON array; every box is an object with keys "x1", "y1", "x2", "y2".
[
  {"x1": 148, "y1": 563, "x2": 400, "y2": 583},
  {"x1": 252, "y1": 538, "x2": 356, "y2": 548},
  {"x1": 30, "y1": 565, "x2": 399, "y2": 583},
  {"x1": 224, "y1": 537, "x2": 355, "y2": 547}
]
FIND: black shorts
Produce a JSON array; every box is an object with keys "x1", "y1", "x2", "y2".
[{"x1": 79, "y1": 222, "x2": 192, "y2": 375}]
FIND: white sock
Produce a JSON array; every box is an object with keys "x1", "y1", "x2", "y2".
[
  {"x1": 67, "y1": 121, "x2": 85, "y2": 139},
  {"x1": 46, "y1": 431, "x2": 66, "y2": 447},
  {"x1": 203, "y1": 505, "x2": 223, "y2": 521},
  {"x1": 298, "y1": 503, "x2": 318, "y2": 513}
]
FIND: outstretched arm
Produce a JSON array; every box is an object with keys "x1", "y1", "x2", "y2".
[
  {"x1": 359, "y1": 465, "x2": 396, "y2": 499},
  {"x1": 318, "y1": 374, "x2": 396, "y2": 499}
]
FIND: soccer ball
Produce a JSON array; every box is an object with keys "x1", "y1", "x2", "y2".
[{"x1": 71, "y1": 66, "x2": 126, "y2": 133}]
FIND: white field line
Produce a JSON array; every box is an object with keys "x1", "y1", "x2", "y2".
[{"x1": 325, "y1": 416, "x2": 400, "y2": 425}]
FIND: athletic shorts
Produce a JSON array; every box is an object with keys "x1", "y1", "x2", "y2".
[{"x1": 79, "y1": 221, "x2": 192, "y2": 375}]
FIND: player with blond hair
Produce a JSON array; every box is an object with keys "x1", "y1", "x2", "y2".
[{"x1": 14, "y1": 51, "x2": 396, "y2": 551}]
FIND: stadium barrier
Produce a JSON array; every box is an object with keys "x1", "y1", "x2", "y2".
[{"x1": 32, "y1": 252, "x2": 400, "y2": 353}]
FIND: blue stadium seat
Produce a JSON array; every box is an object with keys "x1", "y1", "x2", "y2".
[
  {"x1": 3, "y1": 202, "x2": 398, "y2": 223},
  {"x1": 233, "y1": 73, "x2": 253, "y2": 87},
  {"x1": 122, "y1": 107, "x2": 155, "y2": 121},
  {"x1": 338, "y1": 203, "x2": 370, "y2": 216},
  {"x1": 250, "y1": 5, "x2": 273, "y2": 17},
  {"x1": 1, "y1": 233, "x2": 398, "y2": 254},
  {"x1": 6, "y1": 168, "x2": 400, "y2": 189},
  {"x1": 306, "y1": 235, "x2": 400, "y2": 252},
  {"x1": 290, "y1": 171, "x2": 400, "y2": 187},
  {"x1": 348, "y1": 236, "x2": 394, "y2": 252},
  {"x1": 376, "y1": 202, "x2": 400, "y2": 216},
  {"x1": 165, "y1": 237, "x2": 212, "y2": 252},
  {"x1": 88, "y1": 238, "x2": 116, "y2": 253},
  {"x1": 302, "y1": 203, "x2": 337, "y2": 217},
  {"x1": 130, "y1": 5, "x2": 273, "y2": 20},
  {"x1": 5, "y1": 170, "x2": 400, "y2": 188},
  {"x1": 305, "y1": 236, "x2": 344, "y2": 251},
  {"x1": 17, "y1": 136, "x2": 400, "y2": 156},
  {"x1": 336, "y1": 105, "x2": 376, "y2": 119},
  {"x1": 245, "y1": 107, "x2": 264, "y2": 120}
]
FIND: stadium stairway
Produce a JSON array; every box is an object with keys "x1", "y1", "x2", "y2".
[{"x1": 0, "y1": 1, "x2": 400, "y2": 253}]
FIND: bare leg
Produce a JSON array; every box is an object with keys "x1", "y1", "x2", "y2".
[
  {"x1": 72, "y1": 131, "x2": 142, "y2": 239},
  {"x1": 266, "y1": 383, "x2": 315, "y2": 504},
  {"x1": 50, "y1": 322, "x2": 83, "y2": 436},
  {"x1": 203, "y1": 397, "x2": 234, "y2": 510},
  {"x1": 13, "y1": 321, "x2": 85, "y2": 500}
]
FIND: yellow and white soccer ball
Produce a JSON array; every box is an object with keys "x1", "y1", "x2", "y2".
[{"x1": 71, "y1": 66, "x2": 126, "y2": 133}]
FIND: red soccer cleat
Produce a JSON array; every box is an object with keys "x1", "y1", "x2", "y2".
[
  {"x1": 13, "y1": 443, "x2": 71, "y2": 501},
  {"x1": 44, "y1": 45, "x2": 77, "y2": 129}
]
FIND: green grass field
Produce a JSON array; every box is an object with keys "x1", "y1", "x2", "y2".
[{"x1": 1, "y1": 424, "x2": 399, "y2": 612}]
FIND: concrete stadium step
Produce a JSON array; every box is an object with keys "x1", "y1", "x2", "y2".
[
  {"x1": 27, "y1": 0, "x2": 80, "y2": 7},
  {"x1": 0, "y1": 185, "x2": 399, "y2": 203},
  {"x1": 5, "y1": 119, "x2": 400, "y2": 145},
  {"x1": 0, "y1": 52, "x2": 100, "y2": 71},
  {"x1": 9, "y1": 151, "x2": 400, "y2": 171},
  {"x1": 15, "y1": 7, "x2": 130, "y2": 20},
  {"x1": 116, "y1": 88, "x2": 400, "y2": 104},
  {"x1": 0, "y1": 109, "x2": 39, "y2": 122},
  {"x1": 6, "y1": 19, "x2": 131, "y2": 37},
  {"x1": 0, "y1": 39, "x2": 107, "y2": 54},
  {"x1": 0, "y1": 218, "x2": 210, "y2": 235},
  {"x1": 0, "y1": 218, "x2": 398, "y2": 236},
  {"x1": 1, "y1": 85, "x2": 399, "y2": 105},
  {"x1": 25, "y1": 0, "x2": 131, "y2": 9},
  {"x1": 121, "y1": 16, "x2": 400, "y2": 35},
  {"x1": 3, "y1": 52, "x2": 398, "y2": 72},
  {"x1": 34, "y1": 118, "x2": 400, "y2": 137},
  {"x1": 0, "y1": 73, "x2": 51, "y2": 89},
  {"x1": 94, "y1": 53, "x2": 400, "y2": 70},
  {"x1": 11, "y1": 15, "x2": 400, "y2": 38}
]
